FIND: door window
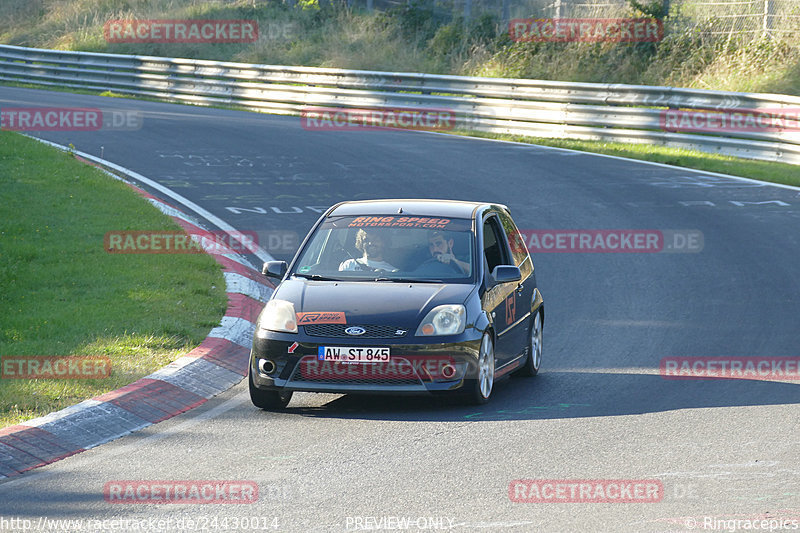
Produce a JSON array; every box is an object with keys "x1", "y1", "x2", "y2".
[{"x1": 482, "y1": 215, "x2": 512, "y2": 274}]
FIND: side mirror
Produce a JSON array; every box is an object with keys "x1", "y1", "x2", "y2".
[
  {"x1": 262, "y1": 261, "x2": 288, "y2": 279},
  {"x1": 490, "y1": 265, "x2": 521, "y2": 285}
]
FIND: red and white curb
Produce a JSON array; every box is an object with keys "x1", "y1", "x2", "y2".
[{"x1": 0, "y1": 146, "x2": 274, "y2": 479}]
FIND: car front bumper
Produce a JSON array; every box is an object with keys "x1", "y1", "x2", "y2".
[{"x1": 249, "y1": 332, "x2": 483, "y2": 395}]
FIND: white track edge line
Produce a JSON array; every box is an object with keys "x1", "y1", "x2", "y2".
[
  {"x1": 424, "y1": 130, "x2": 800, "y2": 192},
  {"x1": 22, "y1": 134, "x2": 276, "y2": 263}
]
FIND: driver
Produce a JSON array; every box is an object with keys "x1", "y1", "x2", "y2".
[
  {"x1": 428, "y1": 231, "x2": 470, "y2": 275},
  {"x1": 339, "y1": 229, "x2": 398, "y2": 272}
]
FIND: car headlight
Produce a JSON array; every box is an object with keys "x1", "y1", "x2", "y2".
[
  {"x1": 416, "y1": 305, "x2": 466, "y2": 336},
  {"x1": 256, "y1": 299, "x2": 298, "y2": 336}
]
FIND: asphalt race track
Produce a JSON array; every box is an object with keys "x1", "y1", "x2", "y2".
[{"x1": 1, "y1": 86, "x2": 799, "y2": 532}]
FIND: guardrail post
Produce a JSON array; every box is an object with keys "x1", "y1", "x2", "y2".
[{"x1": 762, "y1": 0, "x2": 774, "y2": 36}]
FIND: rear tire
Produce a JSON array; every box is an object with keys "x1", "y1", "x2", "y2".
[
  {"x1": 514, "y1": 310, "x2": 542, "y2": 377},
  {"x1": 249, "y1": 371, "x2": 292, "y2": 409}
]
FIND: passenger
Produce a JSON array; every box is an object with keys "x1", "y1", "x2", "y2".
[{"x1": 339, "y1": 229, "x2": 398, "y2": 272}]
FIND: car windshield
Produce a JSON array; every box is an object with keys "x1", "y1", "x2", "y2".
[{"x1": 291, "y1": 215, "x2": 475, "y2": 282}]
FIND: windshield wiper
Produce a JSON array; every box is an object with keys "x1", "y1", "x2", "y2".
[
  {"x1": 292, "y1": 273, "x2": 343, "y2": 281},
  {"x1": 372, "y1": 277, "x2": 441, "y2": 283}
]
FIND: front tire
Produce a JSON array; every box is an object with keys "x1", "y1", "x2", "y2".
[
  {"x1": 249, "y1": 371, "x2": 292, "y2": 409},
  {"x1": 465, "y1": 333, "x2": 495, "y2": 405}
]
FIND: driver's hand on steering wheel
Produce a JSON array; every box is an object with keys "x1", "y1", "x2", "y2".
[{"x1": 434, "y1": 252, "x2": 455, "y2": 264}]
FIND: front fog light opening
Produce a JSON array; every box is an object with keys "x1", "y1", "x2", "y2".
[
  {"x1": 441, "y1": 364, "x2": 457, "y2": 379},
  {"x1": 258, "y1": 358, "x2": 276, "y2": 375}
]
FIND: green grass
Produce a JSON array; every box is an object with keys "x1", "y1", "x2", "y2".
[
  {"x1": 0, "y1": 131, "x2": 227, "y2": 428},
  {"x1": 453, "y1": 130, "x2": 800, "y2": 187}
]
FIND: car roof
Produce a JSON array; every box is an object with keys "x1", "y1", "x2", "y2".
[{"x1": 327, "y1": 199, "x2": 506, "y2": 219}]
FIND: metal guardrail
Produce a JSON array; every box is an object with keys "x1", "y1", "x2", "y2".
[{"x1": 1, "y1": 44, "x2": 799, "y2": 164}]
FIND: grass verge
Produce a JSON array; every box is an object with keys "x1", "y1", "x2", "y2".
[
  {"x1": 0, "y1": 131, "x2": 227, "y2": 428},
  {"x1": 452, "y1": 130, "x2": 800, "y2": 188}
]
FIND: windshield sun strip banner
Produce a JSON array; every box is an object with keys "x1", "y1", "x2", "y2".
[{"x1": 322, "y1": 216, "x2": 472, "y2": 231}]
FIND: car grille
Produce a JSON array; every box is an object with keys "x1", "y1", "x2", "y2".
[
  {"x1": 289, "y1": 357, "x2": 422, "y2": 385},
  {"x1": 294, "y1": 375, "x2": 421, "y2": 385},
  {"x1": 303, "y1": 324, "x2": 408, "y2": 339}
]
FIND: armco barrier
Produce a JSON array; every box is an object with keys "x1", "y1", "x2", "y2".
[{"x1": 1, "y1": 44, "x2": 799, "y2": 164}]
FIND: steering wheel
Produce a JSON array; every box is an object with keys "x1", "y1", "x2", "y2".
[
  {"x1": 418, "y1": 256, "x2": 463, "y2": 274},
  {"x1": 348, "y1": 261, "x2": 395, "y2": 275},
  {"x1": 359, "y1": 263, "x2": 385, "y2": 273}
]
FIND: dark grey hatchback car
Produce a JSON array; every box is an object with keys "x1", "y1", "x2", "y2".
[{"x1": 249, "y1": 199, "x2": 544, "y2": 409}]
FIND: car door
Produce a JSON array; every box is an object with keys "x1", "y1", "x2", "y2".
[
  {"x1": 480, "y1": 212, "x2": 519, "y2": 367},
  {"x1": 497, "y1": 208, "x2": 536, "y2": 361}
]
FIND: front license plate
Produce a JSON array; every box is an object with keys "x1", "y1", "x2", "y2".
[{"x1": 317, "y1": 346, "x2": 390, "y2": 362}]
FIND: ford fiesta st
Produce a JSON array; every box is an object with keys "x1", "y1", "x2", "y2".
[{"x1": 248, "y1": 199, "x2": 544, "y2": 408}]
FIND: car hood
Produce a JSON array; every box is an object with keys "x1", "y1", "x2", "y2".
[{"x1": 273, "y1": 278, "x2": 475, "y2": 326}]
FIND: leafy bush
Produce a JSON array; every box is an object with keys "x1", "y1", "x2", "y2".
[{"x1": 0, "y1": 0, "x2": 796, "y2": 94}]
